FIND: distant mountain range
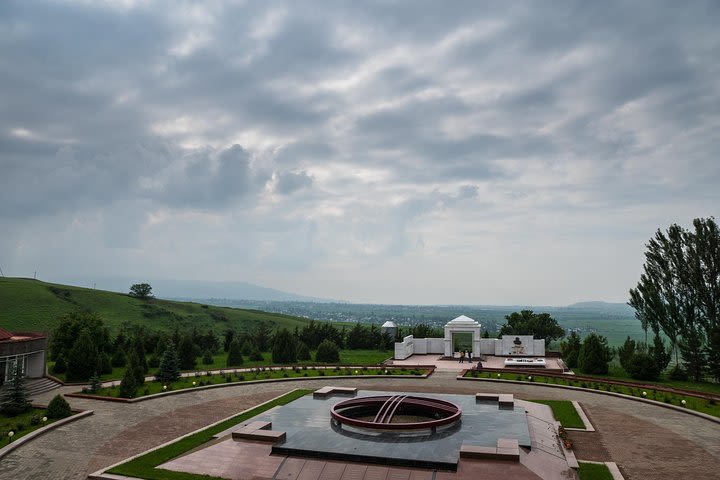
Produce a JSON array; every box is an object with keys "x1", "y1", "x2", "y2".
[{"x1": 46, "y1": 276, "x2": 333, "y2": 303}]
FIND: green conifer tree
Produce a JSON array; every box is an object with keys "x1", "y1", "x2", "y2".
[
  {"x1": 157, "y1": 342, "x2": 181, "y2": 383},
  {"x1": 226, "y1": 340, "x2": 244, "y2": 367},
  {"x1": 0, "y1": 361, "x2": 32, "y2": 415}
]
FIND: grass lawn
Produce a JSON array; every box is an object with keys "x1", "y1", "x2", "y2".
[
  {"x1": 0, "y1": 408, "x2": 64, "y2": 447},
  {"x1": 108, "y1": 389, "x2": 310, "y2": 479},
  {"x1": 530, "y1": 400, "x2": 584, "y2": 428},
  {"x1": 577, "y1": 462, "x2": 614, "y2": 480},
  {"x1": 466, "y1": 371, "x2": 720, "y2": 418},
  {"x1": 49, "y1": 349, "x2": 392, "y2": 383},
  {"x1": 79, "y1": 366, "x2": 426, "y2": 399}
]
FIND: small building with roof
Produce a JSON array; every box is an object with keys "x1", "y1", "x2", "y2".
[
  {"x1": 380, "y1": 321, "x2": 398, "y2": 339},
  {"x1": 0, "y1": 327, "x2": 48, "y2": 386}
]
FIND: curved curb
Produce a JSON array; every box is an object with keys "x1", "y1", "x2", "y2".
[
  {"x1": 457, "y1": 376, "x2": 720, "y2": 425},
  {"x1": 67, "y1": 370, "x2": 433, "y2": 403},
  {"x1": 88, "y1": 389, "x2": 307, "y2": 480},
  {"x1": 0, "y1": 409, "x2": 93, "y2": 460}
]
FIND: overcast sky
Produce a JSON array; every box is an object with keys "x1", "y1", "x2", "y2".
[{"x1": 1, "y1": 1, "x2": 718, "y2": 305}]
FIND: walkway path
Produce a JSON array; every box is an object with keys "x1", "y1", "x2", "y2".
[{"x1": 2, "y1": 371, "x2": 719, "y2": 480}]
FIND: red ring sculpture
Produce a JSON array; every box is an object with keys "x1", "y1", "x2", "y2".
[{"x1": 330, "y1": 395, "x2": 462, "y2": 431}]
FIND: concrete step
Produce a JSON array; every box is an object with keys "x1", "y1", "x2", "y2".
[{"x1": 25, "y1": 377, "x2": 63, "y2": 397}]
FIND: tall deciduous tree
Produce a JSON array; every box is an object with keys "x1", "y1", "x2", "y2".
[
  {"x1": 499, "y1": 310, "x2": 565, "y2": 347},
  {"x1": 129, "y1": 283, "x2": 153, "y2": 299},
  {"x1": 629, "y1": 218, "x2": 720, "y2": 381}
]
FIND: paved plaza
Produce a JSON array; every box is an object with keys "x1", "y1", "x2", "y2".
[{"x1": 2, "y1": 369, "x2": 719, "y2": 479}]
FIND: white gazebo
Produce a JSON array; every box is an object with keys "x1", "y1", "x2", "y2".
[{"x1": 443, "y1": 315, "x2": 481, "y2": 359}]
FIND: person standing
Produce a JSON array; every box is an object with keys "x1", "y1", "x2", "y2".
[{"x1": 458, "y1": 350, "x2": 464, "y2": 363}]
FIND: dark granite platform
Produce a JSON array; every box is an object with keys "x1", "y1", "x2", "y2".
[{"x1": 243, "y1": 390, "x2": 531, "y2": 470}]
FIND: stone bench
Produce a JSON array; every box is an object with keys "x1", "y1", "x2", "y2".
[
  {"x1": 231, "y1": 421, "x2": 286, "y2": 443},
  {"x1": 460, "y1": 438, "x2": 519, "y2": 461},
  {"x1": 313, "y1": 386, "x2": 358, "y2": 398},
  {"x1": 475, "y1": 393, "x2": 514, "y2": 408}
]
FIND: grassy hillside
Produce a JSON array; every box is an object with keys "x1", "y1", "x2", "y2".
[{"x1": 0, "y1": 277, "x2": 313, "y2": 334}]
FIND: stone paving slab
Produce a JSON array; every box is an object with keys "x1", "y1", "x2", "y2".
[{"x1": 3, "y1": 372, "x2": 720, "y2": 480}]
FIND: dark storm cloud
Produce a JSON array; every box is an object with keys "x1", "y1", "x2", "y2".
[{"x1": 1, "y1": 0, "x2": 718, "y2": 303}]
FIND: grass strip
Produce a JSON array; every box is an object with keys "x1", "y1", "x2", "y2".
[
  {"x1": 530, "y1": 400, "x2": 585, "y2": 428},
  {"x1": 467, "y1": 371, "x2": 720, "y2": 418},
  {"x1": 0, "y1": 408, "x2": 67, "y2": 447},
  {"x1": 81, "y1": 367, "x2": 424, "y2": 399},
  {"x1": 577, "y1": 462, "x2": 614, "y2": 480},
  {"x1": 108, "y1": 389, "x2": 311, "y2": 480}
]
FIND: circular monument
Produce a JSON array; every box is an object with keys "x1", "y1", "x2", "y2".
[{"x1": 330, "y1": 394, "x2": 462, "y2": 431}]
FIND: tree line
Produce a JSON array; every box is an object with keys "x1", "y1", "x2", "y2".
[{"x1": 47, "y1": 313, "x2": 410, "y2": 384}]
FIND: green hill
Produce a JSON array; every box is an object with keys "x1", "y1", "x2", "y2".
[{"x1": 0, "y1": 277, "x2": 313, "y2": 334}]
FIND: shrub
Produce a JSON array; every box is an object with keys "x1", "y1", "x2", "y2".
[
  {"x1": 147, "y1": 354, "x2": 160, "y2": 369},
  {"x1": 119, "y1": 366, "x2": 138, "y2": 398},
  {"x1": 30, "y1": 415, "x2": 41, "y2": 426},
  {"x1": 315, "y1": 340, "x2": 340, "y2": 363},
  {"x1": 668, "y1": 364, "x2": 689, "y2": 381},
  {"x1": 627, "y1": 351, "x2": 661, "y2": 381},
  {"x1": 272, "y1": 329, "x2": 298, "y2": 364},
  {"x1": 249, "y1": 348, "x2": 264, "y2": 362},
  {"x1": 47, "y1": 394, "x2": 72, "y2": 419},
  {"x1": 97, "y1": 352, "x2": 113, "y2": 375},
  {"x1": 110, "y1": 349, "x2": 127, "y2": 368},
  {"x1": 226, "y1": 340, "x2": 244, "y2": 367},
  {"x1": 89, "y1": 375, "x2": 102, "y2": 393},
  {"x1": 202, "y1": 350, "x2": 214, "y2": 365},
  {"x1": 578, "y1": 333, "x2": 613, "y2": 374},
  {"x1": 297, "y1": 342, "x2": 311, "y2": 361},
  {"x1": 15, "y1": 422, "x2": 25, "y2": 431},
  {"x1": 52, "y1": 355, "x2": 68, "y2": 374}
]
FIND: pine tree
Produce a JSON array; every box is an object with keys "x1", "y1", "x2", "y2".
[
  {"x1": 66, "y1": 329, "x2": 99, "y2": 382},
  {"x1": 157, "y1": 343, "x2": 181, "y2": 383},
  {"x1": 88, "y1": 374, "x2": 102, "y2": 393},
  {"x1": 133, "y1": 337, "x2": 148, "y2": 374},
  {"x1": 272, "y1": 329, "x2": 297, "y2": 364},
  {"x1": 177, "y1": 335, "x2": 197, "y2": 370},
  {"x1": 297, "y1": 341, "x2": 311, "y2": 361},
  {"x1": 578, "y1": 333, "x2": 614, "y2": 374},
  {"x1": 0, "y1": 361, "x2": 32, "y2": 415},
  {"x1": 649, "y1": 333, "x2": 672, "y2": 373},
  {"x1": 226, "y1": 340, "x2": 244, "y2": 367},
  {"x1": 118, "y1": 364, "x2": 138, "y2": 398},
  {"x1": 560, "y1": 331, "x2": 582, "y2": 369}
]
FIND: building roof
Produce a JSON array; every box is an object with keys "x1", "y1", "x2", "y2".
[
  {"x1": 444, "y1": 315, "x2": 480, "y2": 327},
  {"x1": 0, "y1": 327, "x2": 13, "y2": 341},
  {"x1": 381, "y1": 321, "x2": 397, "y2": 328}
]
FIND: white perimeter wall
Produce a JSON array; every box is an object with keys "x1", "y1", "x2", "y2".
[{"x1": 394, "y1": 337, "x2": 444, "y2": 359}]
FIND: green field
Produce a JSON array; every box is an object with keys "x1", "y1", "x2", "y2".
[{"x1": 0, "y1": 277, "x2": 314, "y2": 334}]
